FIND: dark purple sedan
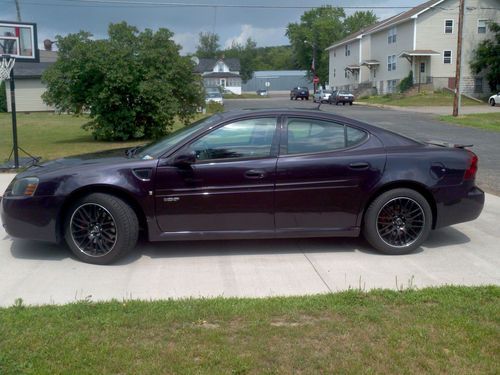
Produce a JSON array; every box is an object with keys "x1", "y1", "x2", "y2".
[{"x1": 1, "y1": 109, "x2": 484, "y2": 264}]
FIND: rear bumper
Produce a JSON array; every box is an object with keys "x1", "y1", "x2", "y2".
[{"x1": 434, "y1": 186, "x2": 485, "y2": 228}]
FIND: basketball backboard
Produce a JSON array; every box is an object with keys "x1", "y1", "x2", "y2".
[{"x1": 0, "y1": 21, "x2": 39, "y2": 62}]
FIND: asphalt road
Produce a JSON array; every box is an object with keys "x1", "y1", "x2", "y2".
[
  {"x1": 0, "y1": 102, "x2": 499, "y2": 307},
  {"x1": 225, "y1": 97, "x2": 500, "y2": 195}
]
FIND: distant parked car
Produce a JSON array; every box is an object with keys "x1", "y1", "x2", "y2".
[
  {"x1": 330, "y1": 91, "x2": 354, "y2": 105},
  {"x1": 313, "y1": 89, "x2": 334, "y2": 103},
  {"x1": 205, "y1": 92, "x2": 224, "y2": 106},
  {"x1": 290, "y1": 87, "x2": 309, "y2": 100},
  {"x1": 489, "y1": 92, "x2": 500, "y2": 106},
  {"x1": 256, "y1": 89, "x2": 268, "y2": 96}
]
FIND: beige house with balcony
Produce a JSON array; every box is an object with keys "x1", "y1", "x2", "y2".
[{"x1": 327, "y1": 0, "x2": 499, "y2": 96}]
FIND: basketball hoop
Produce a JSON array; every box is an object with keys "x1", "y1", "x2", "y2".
[{"x1": 0, "y1": 55, "x2": 15, "y2": 82}]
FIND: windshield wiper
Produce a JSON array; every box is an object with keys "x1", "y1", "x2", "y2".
[{"x1": 125, "y1": 146, "x2": 142, "y2": 158}]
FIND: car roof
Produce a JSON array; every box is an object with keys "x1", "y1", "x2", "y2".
[{"x1": 217, "y1": 108, "x2": 378, "y2": 130}]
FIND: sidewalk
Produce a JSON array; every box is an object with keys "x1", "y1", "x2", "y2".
[{"x1": 355, "y1": 102, "x2": 498, "y2": 115}]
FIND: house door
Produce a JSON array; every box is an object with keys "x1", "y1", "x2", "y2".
[
  {"x1": 418, "y1": 61, "x2": 427, "y2": 84},
  {"x1": 220, "y1": 79, "x2": 226, "y2": 88}
]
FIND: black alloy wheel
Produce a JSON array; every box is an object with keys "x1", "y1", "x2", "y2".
[{"x1": 363, "y1": 188, "x2": 432, "y2": 255}]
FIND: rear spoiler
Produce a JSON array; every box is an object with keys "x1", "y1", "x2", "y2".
[{"x1": 426, "y1": 140, "x2": 473, "y2": 149}]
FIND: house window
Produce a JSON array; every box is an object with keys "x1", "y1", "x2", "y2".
[
  {"x1": 444, "y1": 20, "x2": 453, "y2": 34},
  {"x1": 478, "y1": 20, "x2": 487, "y2": 34},
  {"x1": 443, "y1": 50, "x2": 452, "y2": 64},
  {"x1": 334, "y1": 50, "x2": 336, "y2": 57},
  {"x1": 388, "y1": 27, "x2": 397, "y2": 43},
  {"x1": 345, "y1": 70, "x2": 349, "y2": 78},
  {"x1": 387, "y1": 79, "x2": 398, "y2": 93},
  {"x1": 345, "y1": 44, "x2": 350, "y2": 56},
  {"x1": 218, "y1": 62, "x2": 224, "y2": 72},
  {"x1": 474, "y1": 77, "x2": 483, "y2": 93},
  {"x1": 334, "y1": 68, "x2": 336, "y2": 78},
  {"x1": 387, "y1": 55, "x2": 396, "y2": 71}
]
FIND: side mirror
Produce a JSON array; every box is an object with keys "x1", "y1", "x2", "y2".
[{"x1": 172, "y1": 151, "x2": 196, "y2": 168}]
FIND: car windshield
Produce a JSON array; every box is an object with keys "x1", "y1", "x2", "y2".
[
  {"x1": 135, "y1": 115, "x2": 221, "y2": 159},
  {"x1": 338, "y1": 91, "x2": 350, "y2": 95},
  {"x1": 207, "y1": 92, "x2": 222, "y2": 98},
  {"x1": 324, "y1": 90, "x2": 332, "y2": 94}
]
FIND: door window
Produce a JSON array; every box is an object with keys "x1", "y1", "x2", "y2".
[
  {"x1": 188, "y1": 118, "x2": 277, "y2": 161},
  {"x1": 286, "y1": 118, "x2": 367, "y2": 155}
]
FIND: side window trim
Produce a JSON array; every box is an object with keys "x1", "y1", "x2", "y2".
[
  {"x1": 179, "y1": 116, "x2": 280, "y2": 164},
  {"x1": 280, "y1": 116, "x2": 370, "y2": 157}
]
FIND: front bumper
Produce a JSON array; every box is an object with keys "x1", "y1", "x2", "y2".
[{"x1": 1, "y1": 194, "x2": 62, "y2": 243}]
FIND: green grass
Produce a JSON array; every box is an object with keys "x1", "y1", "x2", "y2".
[
  {"x1": 223, "y1": 93, "x2": 269, "y2": 99},
  {"x1": 0, "y1": 113, "x2": 203, "y2": 162},
  {"x1": 359, "y1": 90, "x2": 482, "y2": 106},
  {"x1": 439, "y1": 112, "x2": 500, "y2": 132},
  {"x1": 0, "y1": 286, "x2": 498, "y2": 374}
]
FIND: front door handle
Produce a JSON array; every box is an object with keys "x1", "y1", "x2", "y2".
[
  {"x1": 244, "y1": 169, "x2": 266, "y2": 179},
  {"x1": 349, "y1": 162, "x2": 370, "y2": 170}
]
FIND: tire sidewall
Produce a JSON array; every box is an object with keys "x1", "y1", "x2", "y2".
[
  {"x1": 64, "y1": 193, "x2": 138, "y2": 265},
  {"x1": 363, "y1": 188, "x2": 432, "y2": 255}
]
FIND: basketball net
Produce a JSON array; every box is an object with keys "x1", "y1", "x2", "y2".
[{"x1": 0, "y1": 56, "x2": 15, "y2": 82}]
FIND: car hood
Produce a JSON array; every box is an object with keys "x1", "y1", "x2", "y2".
[{"x1": 17, "y1": 148, "x2": 141, "y2": 177}]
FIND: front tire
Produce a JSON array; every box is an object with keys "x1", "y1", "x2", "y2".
[
  {"x1": 64, "y1": 193, "x2": 139, "y2": 265},
  {"x1": 490, "y1": 98, "x2": 496, "y2": 106},
  {"x1": 363, "y1": 188, "x2": 432, "y2": 255}
]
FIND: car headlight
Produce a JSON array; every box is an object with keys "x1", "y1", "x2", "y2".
[{"x1": 11, "y1": 177, "x2": 39, "y2": 196}]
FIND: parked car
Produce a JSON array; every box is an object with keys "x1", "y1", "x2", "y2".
[
  {"x1": 489, "y1": 92, "x2": 499, "y2": 106},
  {"x1": 205, "y1": 92, "x2": 223, "y2": 106},
  {"x1": 290, "y1": 87, "x2": 309, "y2": 100},
  {"x1": 256, "y1": 89, "x2": 268, "y2": 96},
  {"x1": 330, "y1": 91, "x2": 354, "y2": 105},
  {"x1": 1, "y1": 109, "x2": 484, "y2": 264},
  {"x1": 313, "y1": 89, "x2": 334, "y2": 103}
]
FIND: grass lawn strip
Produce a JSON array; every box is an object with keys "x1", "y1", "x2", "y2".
[
  {"x1": 0, "y1": 286, "x2": 498, "y2": 374},
  {"x1": 359, "y1": 90, "x2": 482, "y2": 107},
  {"x1": 0, "y1": 113, "x2": 202, "y2": 162},
  {"x1": 438, "y1": 112, "x2": 500, "y2": 132}
]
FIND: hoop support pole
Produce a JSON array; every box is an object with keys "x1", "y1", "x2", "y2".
[{"x1": 9, "y1": 67, "x2": 19, "y2": 169}]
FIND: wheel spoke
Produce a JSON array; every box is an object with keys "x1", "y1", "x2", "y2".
[
  {"x1": 376, "y1": 197, "x2": 425, "y2": 248},
  {"x1": 71, "y1": 203, "x2": 117, "y2": 257}
]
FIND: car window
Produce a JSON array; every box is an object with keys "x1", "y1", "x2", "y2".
[
  {"x1": 286, "y1": 118, "x2": 367, "y2": 155},
  {"x1": 188, "y1": 117, "x2": 277, "y2": 161}
]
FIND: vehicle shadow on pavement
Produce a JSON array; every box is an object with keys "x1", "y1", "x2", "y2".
[
  {"x1": 424, "y1": 227, "x2": 471, "y2": 248},
  {"x1": 9, "y1": 238, "x2": 70, "y2": 261},
  {"x1": 6, "y1": 226, "x2": 470, "y2": 264}
]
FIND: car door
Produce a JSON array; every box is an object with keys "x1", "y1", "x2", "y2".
[
  {"x1": 275, "y1": 116, "x2": 386, "y2": 234},
  {"x1": 154, "y1": 116, "x2": 279, "y2": 234}
]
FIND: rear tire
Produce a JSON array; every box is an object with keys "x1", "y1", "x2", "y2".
[
  {"x1": 490, "y1": 98, "x2": 496, "y2": 106},
  {"x1": 362, "y1": 188, "x2": 432, "y2": 255},
  {"x1": 64, "y1": 193, "x2": 139, "y2": 265}
]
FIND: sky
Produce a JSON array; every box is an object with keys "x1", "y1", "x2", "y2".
[{"x1": 1, "y1": 0, "x2": 426, "y2": 54}]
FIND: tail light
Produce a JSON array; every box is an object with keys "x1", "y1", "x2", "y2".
[{"x1": 464, "y1": 150, "x2": 478, "y2": 180}]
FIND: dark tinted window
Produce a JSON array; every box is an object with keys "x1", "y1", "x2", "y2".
[
  {"x1": 286, "y1": 118, "x2": 367, "y2": 154},
  {"x1": 189, "y1": 117, "x2": 277, "y2": 161}
]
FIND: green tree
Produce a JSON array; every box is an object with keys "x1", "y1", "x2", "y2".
[
  {"x1": 196, "y1": 32, "x2": 221, "y2": 58},
  {"x1": 253, "y1": 45, "x2": 297, "y2": 70},
  {"x1": 42, "y1": 22, "x2": 204, "y2": 141},
  {"x1": 224, "y1": 38, "x2": 257, "y2": 82},
  {"x1": 343, "y1": 11, "x2": 378, "y2": 36},
  {"x1": 286, "y1": 6, "x2": 378, "y2": 84},
  {"x1": 470, "y1": 22, "x2": 500, "y2": 92}
]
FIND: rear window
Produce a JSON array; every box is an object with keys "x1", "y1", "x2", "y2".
[{"x1": 286, "y1": 118, "x2": 368, "y2": 155}]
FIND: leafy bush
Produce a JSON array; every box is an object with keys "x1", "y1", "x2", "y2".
[
  {"x1": 42, "y1": 22, "x2": 205, "y2": 141},
  {"x1": 398, "y1": 70, "x2": 413, "y2": 93},
  {"x1": 0, "y1": 81, "x2": 6, "y2": 112},
  {"x1": 206, "y1": 101, "x2": 224, "y2": 113}
]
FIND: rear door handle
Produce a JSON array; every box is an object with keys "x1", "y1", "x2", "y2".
[
  {"x1": 349, "y1": 162, "x2": 370, "y2": 170},
  {"x1": 244, "y1": 169, "x2": 266, "y2": 179}
]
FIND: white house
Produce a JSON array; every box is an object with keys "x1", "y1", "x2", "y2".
[
  {"x1": 194, "y1": 58, "x2": 242, "y2": 95},
  {"x1": 326, "y1": 0, "x2": 499, "y2": 96}
]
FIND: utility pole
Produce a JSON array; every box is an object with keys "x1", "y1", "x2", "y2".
[
  {"x1": 453, "y1": 0, "x2": 465, "y2": 117},
  {"x1": 15, "y1": 0, "x2": 22, "y2": 22}
]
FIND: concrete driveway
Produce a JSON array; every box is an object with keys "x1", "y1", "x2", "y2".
[{"x1": 1, "y1": 172, "x2": 499, "y2": 307}]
